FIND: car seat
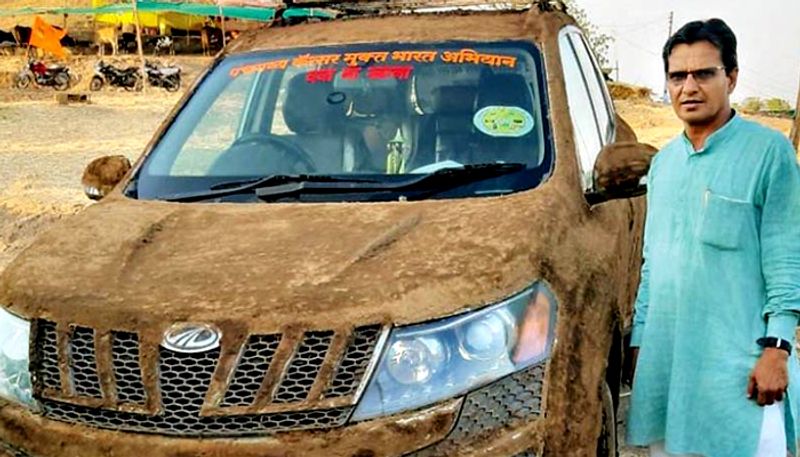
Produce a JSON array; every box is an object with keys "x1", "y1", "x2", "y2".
[
  {"x1": 416, "y1": 84, "x2": 478, "y2": 168},
  {"x1": 282, "y1": 72, "x2": 347, "y2": 173},
  {"x1": 473, "y1": 73, "x2": 540, "y2": 166}
]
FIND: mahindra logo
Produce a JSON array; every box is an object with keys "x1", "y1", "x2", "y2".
[{"x1": 161, "y1": 323, "x2": 221, "y2": 353}]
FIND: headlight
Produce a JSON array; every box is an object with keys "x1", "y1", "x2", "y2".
[
  {"x1": 352, "y1": 282, "x2": 556, "y2": 421},
  {"x1": 0, "y1": 307, "x2": 34, "y2": 407}
]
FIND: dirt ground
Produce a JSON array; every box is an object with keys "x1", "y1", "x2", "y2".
[
  {"x1": 614, "y1": 97, "x2": 793, "y2": 149},
  {"x1": 0, "y1": 53, "x2": 793, "y2": 455},
  {"x1": 0, "y1": 55, "x2": 211, "y2": 270}
]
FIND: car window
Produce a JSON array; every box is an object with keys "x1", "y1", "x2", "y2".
[
  {"x1": 568, "y1": 33, "x2": 615, "y2": 144},
  {"x1": 559, "y1": 30, "x2": 602, "y2": 191},
  {"x1": 135, "y1": 41, "x2": 555, "y2": 203},
  {"x1": 170, "y1": 73, "x2": 256, "y2": 176}
]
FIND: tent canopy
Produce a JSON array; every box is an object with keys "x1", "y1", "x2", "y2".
[{"x1": 0, "y1": 2, "x2": 339, "y2": 23}]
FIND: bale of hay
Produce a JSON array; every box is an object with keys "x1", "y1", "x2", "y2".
[{"x1": 608, "y1": 82, "x2": 652, "y2": 101}]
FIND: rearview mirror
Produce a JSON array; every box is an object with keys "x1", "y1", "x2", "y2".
[
  {"x1": 81, "y1": 155, "x2": 132, "y2": 201},
  {"x1": 587, "y1": 142, "x2": 658, "y2": 205}
]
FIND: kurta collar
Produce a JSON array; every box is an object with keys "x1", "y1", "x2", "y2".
[{"x1": 681, "y1": 110, "x2": 741, "y2": 154}]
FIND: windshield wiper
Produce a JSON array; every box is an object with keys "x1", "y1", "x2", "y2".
[
  {"x1": 254, "y1": 163, "x2": 527, "y2": 200},
  {"x1": 162, "y1": 174, "x2": 379, "y2": 202},
  {"x1": 162, "y1": 163, "x2": 526, "y2": 203}
]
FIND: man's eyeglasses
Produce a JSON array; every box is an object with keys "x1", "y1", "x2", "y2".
[{"x1": 667, "y1": 66, "x2": 726, "y2": 85}]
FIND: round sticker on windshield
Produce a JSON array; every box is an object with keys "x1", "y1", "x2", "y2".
[{"x1": 474, "y1": 106, "x2": 534, "y2": 138}]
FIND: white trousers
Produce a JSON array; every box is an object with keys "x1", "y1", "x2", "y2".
[{"x1": 649, "y1": 402, "x2": 787, "y2": 457}]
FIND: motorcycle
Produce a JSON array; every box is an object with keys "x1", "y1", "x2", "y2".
[
  {"x1": 90, "y1": 60, "x2": 143, "y2": 92},
  {"x1": 145, "y1": 60, "x2": 181, "y2": 92},
  {"x1": 15, "y1": 59, "x2": 74, "y2": 91}
]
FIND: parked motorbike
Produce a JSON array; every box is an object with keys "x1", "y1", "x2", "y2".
[
  {"x1": 90, "y1": 60, "x2": 143, "y2": 92},
  {"x1": 15, "y1": 59, "x2": 74, "y2": 91},
  {"x1": 145, "y1": 60, "x2": 181, "y2": 92}
]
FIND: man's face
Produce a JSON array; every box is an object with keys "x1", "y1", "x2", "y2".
[{"x1": 666, "y1": 41, "x2": 738, "y2": 126}]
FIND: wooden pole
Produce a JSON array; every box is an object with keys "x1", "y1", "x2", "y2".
[
  {"x1": 791, "y1": 73, "x2": 800, "y2": 153},
  {"x1": 219, "y1": 5, "x2": 227, "y2": 49},
  {"x1": 661, "y1": 11, "x2": 674, "y2": 103},
  {"x1": 132, "y1": 0, "x2": 147, "y2": 94}
]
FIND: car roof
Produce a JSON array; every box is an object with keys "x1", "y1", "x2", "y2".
[{"x1": 225, "y1": 0, "x2": 576, "y2": 55}]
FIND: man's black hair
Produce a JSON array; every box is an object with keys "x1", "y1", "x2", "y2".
[{"x1": 662, "y1": 18, "x2": 738, "y2": 74}]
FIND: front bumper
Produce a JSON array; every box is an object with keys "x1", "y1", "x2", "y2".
[{"x1": 0, "y1": 364, "x2": 545, "y2": 457}]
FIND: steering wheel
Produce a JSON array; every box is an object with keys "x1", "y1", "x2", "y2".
[{"x1": 213, "y1": 133, "x2": 317, "y2": 175}]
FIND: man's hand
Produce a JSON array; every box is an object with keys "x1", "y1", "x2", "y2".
[{"x1": 747, "y1": 348, "x2": 789, "y2": 406}]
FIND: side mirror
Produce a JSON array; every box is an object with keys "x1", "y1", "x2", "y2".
[
  {"x1": 81, "y1": 155, "x2": 132, "y2": 201},
  {"x1": 587, "y1": 142, "x2": 658, "y2": 205}
]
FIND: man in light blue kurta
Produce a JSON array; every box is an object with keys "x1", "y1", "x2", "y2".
[{"x1": 626, "y1": 18, "x2": 800, "y2": 457}]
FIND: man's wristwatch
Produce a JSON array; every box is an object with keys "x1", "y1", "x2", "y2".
[{"x1": 756, "y1": 337, "x2": 793, "y2": 355}]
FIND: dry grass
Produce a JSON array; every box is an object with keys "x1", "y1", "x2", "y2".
[
  {"x1": 615, "y1": 98, "x2": 793, "y2": 149},
  {"x1": 608, "y1": 82, "x2": 652, "y2": 102}
]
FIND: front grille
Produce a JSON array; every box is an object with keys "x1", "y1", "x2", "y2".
[
  {"x1": 69, "y1": 327, "x2": 102, "y2": 399},
  {"x1": 33, "y1": 320, "x2": 383, "y2": 437},
  {"x1": 409, "y1": 362, "x2": 546, "y2": 456},
  {"x1": 111, "y1": 331, "x2": 146, "y2": 405},
  {"x1": 36, "y1": 321, "x2": 59, "y2": 391},
  {"x1": 41, "y1": 399, "x2": 351, "y2": 436},
  {"x1": 0, "y1": 442, "x2": 37, "y2": 457},
  {"x1": 326, "y1": 325, "x2": 382, "y2": 397},
  {"x1": 158, "y1": 347, "x2": 219, "y2": 433},
  {"x1": 221, "y1": 333, "x2": 282, "y2": 407},
  {"x1": 273, "y1": 330, "x2": 334, "y2": 403}
]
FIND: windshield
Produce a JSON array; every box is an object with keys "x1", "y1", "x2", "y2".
[{"x1": 132, "y1": 41, "x2": 553, "y2": 202}]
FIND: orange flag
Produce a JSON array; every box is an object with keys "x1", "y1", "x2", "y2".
[{"x1": 29, "y1": 16, "x2": 67, "y2": 59}]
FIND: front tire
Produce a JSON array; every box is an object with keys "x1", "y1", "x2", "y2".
[
  {"x1": 15, "y1": 73, "x2": 32, "y2": 89},
  {"x1": 598, "y1": 381, "x2": 618, "y2": 457},
  {"x1": 90, "y1": 76, "x2": 104, "y2": 91}
]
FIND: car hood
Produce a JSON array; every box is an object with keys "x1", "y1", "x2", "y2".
[{"x1": 0, "y1": 187, "x2": 583, "y2": 332}]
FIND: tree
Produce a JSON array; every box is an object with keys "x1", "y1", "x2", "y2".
[
  {"x1": 563, "y1": 0, "x2": 615, "y2": 70},
  {"x1": 763, "y1": 97, "x2": 791, "y2": 112},
  {"x1": 740, "y1": 97, "x2": 763, "y2": 114}
]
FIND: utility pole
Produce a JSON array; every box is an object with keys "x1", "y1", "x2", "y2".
[
  {"x1": 661, "y1": 11, "x2": 674, "y2": 103},
  {"x1": 132, "y1": 0, "x2": 147, "y2": 94},
  {"x1": 791, "y1": 73, "x2": 800, "y2": 153}
]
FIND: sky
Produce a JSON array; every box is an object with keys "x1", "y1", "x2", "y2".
[{"x1": 576, "y1": 0, "x2": 800, "y2": 104}]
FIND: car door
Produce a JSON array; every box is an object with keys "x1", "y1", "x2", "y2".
[{"x1": 558, "y1": 24, "x2": 645, "y2": 385}]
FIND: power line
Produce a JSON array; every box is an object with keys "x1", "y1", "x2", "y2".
[
  {"x1": 596, "y1": 11, "x2": 670, "y2": 29},
  {"x1": 615, "y1": 34, "x2": 661, "y2": 58},
  {"x1": 597, "y1": 16, "x2": 665, "y2": 31},
  {"x1": 741, "y1": 67, "x2": 796, "y2": 97}
]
